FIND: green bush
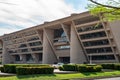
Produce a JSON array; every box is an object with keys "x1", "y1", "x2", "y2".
[
  {"x1": 58, "y1": 66, "x2": 64, "y2": 71},
  {"x1": 3, "y1": 64, "x2": 50, "y2": 73},
  {"x1": 94, "y1": 65, "x2": 102, "y2": 72},
  {"x1": 114, "y1": 64, "x2": 120, "y2": 70},
  {"x1": 62, "y1": 64, "x2": 77, "y2": 71},
  {"x1": 101, "y1": 63, "x2": 115, "y2": 69},
  {"x1": 77, "y1": 65, "x2": 88, "y2": 72},
  {"x1": 78, "y1": 65, "x2": 102, "y2": 72},
  {"x1": 16, "y1": 66, "x2": 54, "y2": 75},
  {"x1": 0, "y1": 66, "x2": 4, "y2": 72}
]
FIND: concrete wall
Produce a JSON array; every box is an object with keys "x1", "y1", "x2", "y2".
[
  {"x1": 42, "y1": 29, "x2": 58, "y2": 64},
  {"x1": 109, "y1": 21, "x2": 120, "y2": 53},
  {"x1": 70, "y1": 24, "x2": 87, "y2": 64}
]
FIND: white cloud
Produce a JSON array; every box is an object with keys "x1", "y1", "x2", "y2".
[{"x1": 0, "y1": 0, "x2": 82, "y2": 36}]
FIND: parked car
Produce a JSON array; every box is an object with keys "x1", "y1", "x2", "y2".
[{"x1": 52, "y1": 63, "x2": 64, "y2": 69}]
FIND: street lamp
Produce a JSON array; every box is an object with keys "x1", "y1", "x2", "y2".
[{"x1": 89, "y1": 54, "x2": 92, "y2": 64}]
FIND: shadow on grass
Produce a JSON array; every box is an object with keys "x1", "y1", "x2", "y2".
[
  {"x1": 81, "y1": 71, "x2": 105, "y2": 76},
  {"x1": 17, "y1": 74, "x2": 56, "y2": 79}
]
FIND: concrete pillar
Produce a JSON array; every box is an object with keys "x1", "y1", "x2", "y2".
[
  {"x1": 70, "y1": 24, "x2": 87, "y2": 64},
  {"x1": 2, "y1": 42, "x2": 13, "y2": 64},
  {"x1": 42, "y1": 29, "x2": 57, "y2": 64}
]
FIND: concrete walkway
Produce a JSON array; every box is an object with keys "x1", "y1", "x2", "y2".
[
  {"x1": 54, "y1": 69, "x2": 78, "y2": 74},
  {"x1": 95, "y1": 77, "x2": 120, "y2": 80},
  {"x1": 0, "y1": 71, "x2": 16, "y2": 77}
]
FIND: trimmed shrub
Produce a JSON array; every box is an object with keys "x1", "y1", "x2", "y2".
[
  {"x1": 62, "y1": 64, "x2": 77, "y2": 71},
  {"x1": 58, "y1": 66, "x2": 64, "y2": 71},
  {"x1": 94, "y1": 65, "x2": 102, "y2": 72},
  {"x1": 114, "y1": 64, "x2": 120, "y2": 70},
  {"x1": 16, "y1": 67, "x2": 54, "y2": 75},
  {"x1": 77, "y1": 65, "x2": 88, "y2": 72},
  {"x1": 0, "y1": 66, "x2": 4, "y2": 72},
  {"x1": 78, "y1": 65, "x2": 102, "y2": 72},
  {"x1": 101, "y1": 63, "x2": 115, "y2": 69},
  {"x1": 3, "y1": 64, "x2": 50, "y2": 73}
]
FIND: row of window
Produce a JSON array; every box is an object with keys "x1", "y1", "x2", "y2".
[
  {"x1": 3, "y1": 31, "x2": 37, "y2": 41},
  {"x1": 15, "y1": 53, "x2": 42, "y2": 61},
  {"x1": 83, "y1": 39, "x2": 109, "y2": 47},
  {"x1": 89, "y1": 55, "x2": 115, "y2": 60},
  {"x1": 77, "y1": 24, "x2": 103, "y2": 33},
  {"x1": 80, "y1": 31, "x2": 106, "y2": 40},
  {"x1": 86, "y1": 47, "x2": 112, "y2": 54}
]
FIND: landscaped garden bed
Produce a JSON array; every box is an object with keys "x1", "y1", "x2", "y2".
[
  {"x1": 0, "y1": 64, "x2": 54, "y2": 75},
  {"x1": 1, "y1": 63, "x2": 120, "y2": 80}
]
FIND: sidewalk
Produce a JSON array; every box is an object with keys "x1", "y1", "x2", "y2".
[
  {"x1": 54, "y1": 69, "x2": 78, "y2": 74},
  {"x1": 0, "y1": 72, "x2": 16, "y2": 77}
]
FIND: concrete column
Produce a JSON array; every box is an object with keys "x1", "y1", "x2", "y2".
[
  {"x1": 42, "y1": 29, "x2": 57, "y2": 64},
  {"x1": 70, "y1": 24, "x2": 87, "y2": 64},
  {"x1": 2, "y1": 42, "x2": 13, "y2": 64}
]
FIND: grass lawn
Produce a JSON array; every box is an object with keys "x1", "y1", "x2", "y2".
[{"x1": 1, "y1": 70, "x2": 120, "y2": 80}]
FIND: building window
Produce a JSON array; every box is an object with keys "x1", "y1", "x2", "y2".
[
  {"x1": 21, "y1": 49, "x2": 28, "y2": 52},
  {"x1": 77, "y1": 24, "x2": 103, "y2": 32},
  {"x1": 15, "y1": 55, "x2": 20, "y2": 61},
  {"x1": 83, "y1": 39, "x2": 109, "y2": 47},
  {"x1": 27, "y1": 37, "x2": 39, "y2": 41},
  {"x1": 31, "y1": 47, "x2": 43, "y2": 51},
  {"x1": 89, "y1": 55, "x2": 115, "y2": 60},
  {"x1": 86, "y1": 47, "x2": 112, "y2": 54},
  {"x1": 56, "y1": 45, "x2": 70, "y2": 50},
  {"x1": 19, "y1": 44, "x2": 27, "y2": 48},
  {"x1": 26, "y1": 54, "x2": 33, "y2": 61},
  {"x1": 80, "y1": 31, "x2": 106, "y2": 40},
  {"x1": 29, "y1": 41, "x2": 42, "y2": 46},
  {"x1": 38, "y1": 53, "x2": 42, "y2": 61},
  {"x1": 59, "y1": 57, "x2": 70, "y2": 63}
]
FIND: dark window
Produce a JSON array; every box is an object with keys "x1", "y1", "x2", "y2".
[
  {"x1": 54, "y1": 28, "x2": 64, "y2": 38},
  {"x1": 38, "y1": 53, "x2": 42, "y2": 61},
  {"x1": 83, "y1": 39, "x2": 109, "y2": 47},
  {"x1": 80, "y1": 31, "x2": 106, "y2": 39},
  {"x1": 29, "y1": 41, "x2": 42, "y2": 46},
  {"x1": 59, "y1": 57, "x2": 70, "y2": 63},
  {"x1": 21, "y1": 49, "x2": 28, "y2": 52},
  {"x1": 26, "y1": 54, "x2": 33, "y2": 61},
  {"x1": 31, "y1": 47, "x2": 43, "y2": 51},
  {"x1": 89, "y1": 55, "x2": 115, "y2": 60},
  {"x1": 15, "y1": 55, "x2": 20, "y2": 61},
  {"x1": 86, "y1": 47, "x2": 112, "y2": 54},
  {"x1": 77, "y1": 24, "x2": 103, "y2": 32},
  {"x1": 19, "y1": 44, "x2": 27, "y2": 48},
  {"x1": 74, "y1": 17, "x2": 99, "y2": 25},
  {"x1": 28, "y1": 37, "x2": 39, "y2": 41}
]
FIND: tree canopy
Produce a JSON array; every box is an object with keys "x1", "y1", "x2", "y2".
[{"x1": 88, "y1": 0, "x2": 120, "y2": 21}]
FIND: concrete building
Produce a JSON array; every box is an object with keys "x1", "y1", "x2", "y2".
[{"x1": 0, "y1": 11, "x2": 120, "y2": 64}]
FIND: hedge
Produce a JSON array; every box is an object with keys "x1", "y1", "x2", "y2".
[
  {"x1": 78, "y1": 65, "x2": 102, "y2": 72},
  {"x1": 16, "y1": 67, "x2": 54, "y2": 75},
  {"x1": 59, "y1": 64, "x2": 102, "y2": 72},
  {"x1": 62, "y1": 64, "x2": 78, "y2": 71},
  {"x1": 3, "y1": 64, "x2": 50, "y2": 73},
  {"x1": 101, "y1": 63, "x2": 120, "y2": 70},
  {"x1": 101, "y1": 63, "x2": 115, "y2": 69},
  {"x1": 0, "y1": 66, "x2": 4, "y2": 72}
]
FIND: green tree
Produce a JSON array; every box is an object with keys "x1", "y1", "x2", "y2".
[{"x1": 88, "y1": 0, "x2": 120, "y2": 21}]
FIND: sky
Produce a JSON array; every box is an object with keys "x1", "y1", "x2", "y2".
[{"x1": 0, "y1": 0, "x2": 106, "y2": 35}]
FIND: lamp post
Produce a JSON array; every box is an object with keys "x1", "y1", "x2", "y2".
[{"x1": 90, "y1": 54, "x2": 92, "y2": 64}]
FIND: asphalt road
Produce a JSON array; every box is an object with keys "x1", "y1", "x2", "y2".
[{"x1": 95, "y1": 77, "x2": 120, "y2": 80}]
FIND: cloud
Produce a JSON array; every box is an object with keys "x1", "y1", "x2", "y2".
[{"x1": 0, "y1": 0, "x2": 85, "y2": 36}]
